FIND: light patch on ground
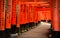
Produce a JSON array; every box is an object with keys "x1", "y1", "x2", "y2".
[{"x1": 41, "y1": 22, "x2": 51, "y2": 25}]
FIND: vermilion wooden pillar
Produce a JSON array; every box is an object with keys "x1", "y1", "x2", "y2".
[
  {"x1": 33, "y1": 6, "x2": 37, "y2": 23},
  {"x1": 0, "y1": 0, "x2": 5, "y2": 38},
  {"x1": 11, "y1": 0, "x2": 17, "y2": 34},
  {"x1": 52, "y1": 0, "x2": 60, "y2": 38},
  {"x1": 16, "y1": 0, "x2": 20, "y2": 33},
  {"x1": 5, "y1": 0, "x2": 12, "y2": 38},
  {"x1": 27, "y1": 4, "x2": 32, "y2": 23}
]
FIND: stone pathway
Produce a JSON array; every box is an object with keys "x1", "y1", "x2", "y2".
[{"x1": 17, "y1": 22, "x2": 51, "y2": 38}]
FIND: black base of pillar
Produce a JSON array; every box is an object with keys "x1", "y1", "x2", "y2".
[
  {"x1": 32, "y1": 22, "x2": 35, "y2": 27},
  {"x1": 25, "y1": 23, "x2": 29, "y2": 31},
  {"x1": 38, "y1": 21, "x2": 41, "y2": 24},
  {"x1": 20, "y1": 24, "x2": 25, "y2": 33},
  {"x1": 27, "y1": 23, "x2": 31, "y2": 30},
  {"x1": 52, "y1": 31, "x2": 60, "y2": 38},
  {"x1": 0, "y1": 30, "x2": 5, "y2": 38},
  {"x1": 5, "y1": 29, "x2": 11, "y2": 38},
  {"x1": 47, "y1": 20, "x2": 51, "y2": 23},
  {"x1": 36, "y1": 23, "x2": 38, "y2": 25},
  {"x1": 29, "y1": 22, "x2": 32, "y2": 29},
  {"x1": 16, "y1": 27, "x2": 20, "y2": 33},
  {"x1": 41, "y1": 20, "x2": 46, "y2": 22},
  {"x1": 29, "y1": 22, "x2": 35, "y2": 29},
  {"x1": 11, "y1": 25, "x2": 16, "y2": 34},
  {"x1": 34, "y1": 23, "x2": 38, "y2": 27}
]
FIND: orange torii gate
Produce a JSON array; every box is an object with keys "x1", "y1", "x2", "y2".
[{"x1": 37, "y1": 1, "x2": 52, "y2": 22}]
